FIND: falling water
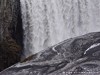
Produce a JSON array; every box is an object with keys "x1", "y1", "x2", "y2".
[{"x1": 20, "y1": 0, "x2": 100, "y2": 57}]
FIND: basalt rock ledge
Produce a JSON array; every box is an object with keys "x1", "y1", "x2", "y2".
[{"x1": 1, "y1": 32, "x2": 100, "y2": 75}]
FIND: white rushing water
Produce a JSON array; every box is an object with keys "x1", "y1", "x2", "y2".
[{"x1": 20, "y1": 0, "x2": 100, "y2": 58}]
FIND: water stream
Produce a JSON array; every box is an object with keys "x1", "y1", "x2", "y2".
[{"x1": 20, "y1": 0, "x2": 100, "y2": 57}]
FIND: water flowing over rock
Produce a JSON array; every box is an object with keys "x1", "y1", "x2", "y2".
[
  {"x1": 1, "y1": 32, "x2": 100, "y2": 75},
  {"x1": 20, "y1": 0, "x2": 100, "y2": 57}
]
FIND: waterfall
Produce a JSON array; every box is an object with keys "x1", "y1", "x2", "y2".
[{"x1": 20, "y1": 0, "x2": 100, "y2": 58}]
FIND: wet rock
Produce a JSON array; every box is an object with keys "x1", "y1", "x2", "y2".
[
  {"x1": 0, "y1": 0, "x2": 23, "y2": 71},
  {"x1": 0, "y1": 32, "x2": 100, "y2": 75}
]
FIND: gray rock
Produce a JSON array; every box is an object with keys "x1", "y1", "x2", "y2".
[{"x1": 1, "y1": 32, "x2": 100, "y2": 75}]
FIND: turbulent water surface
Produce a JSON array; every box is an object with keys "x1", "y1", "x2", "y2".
[{"x1": 20, "y1": 0, "x2": 100, "y2": 57}]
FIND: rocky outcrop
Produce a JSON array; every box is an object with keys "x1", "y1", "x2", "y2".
[
  {"x1": 0, "y1": 32, "x2": 100, "y2": 75},
  {"x1": 0, "y1": 0, "x2": 23, "y2": 71}
]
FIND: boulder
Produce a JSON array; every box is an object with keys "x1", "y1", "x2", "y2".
[{"x1": 1, "y1": 32, "x2": 100, "y2": 75}]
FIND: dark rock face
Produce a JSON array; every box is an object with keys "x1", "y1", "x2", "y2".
[
  {"x1": 1, "y1": 32, "x2": 100, "y2": 75},
  {"x1": 0, "y1": 0, "x2": 23, "y2": 71}
]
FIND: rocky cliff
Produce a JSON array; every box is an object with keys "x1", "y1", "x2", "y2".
[
  {"x1": 0, "y1": 32, "x2": 100, "y2": 75},
  {"x1": 0, "y1": 0, "x2": 23, "y2": 71}
]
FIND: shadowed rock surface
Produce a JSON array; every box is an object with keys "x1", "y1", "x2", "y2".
[
  {"x1": 0, "y1": 0, "x2": 23, "y2": 71},
  {"x1": 1, "y1": 32, "x2": 100, "y2": 75}
]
